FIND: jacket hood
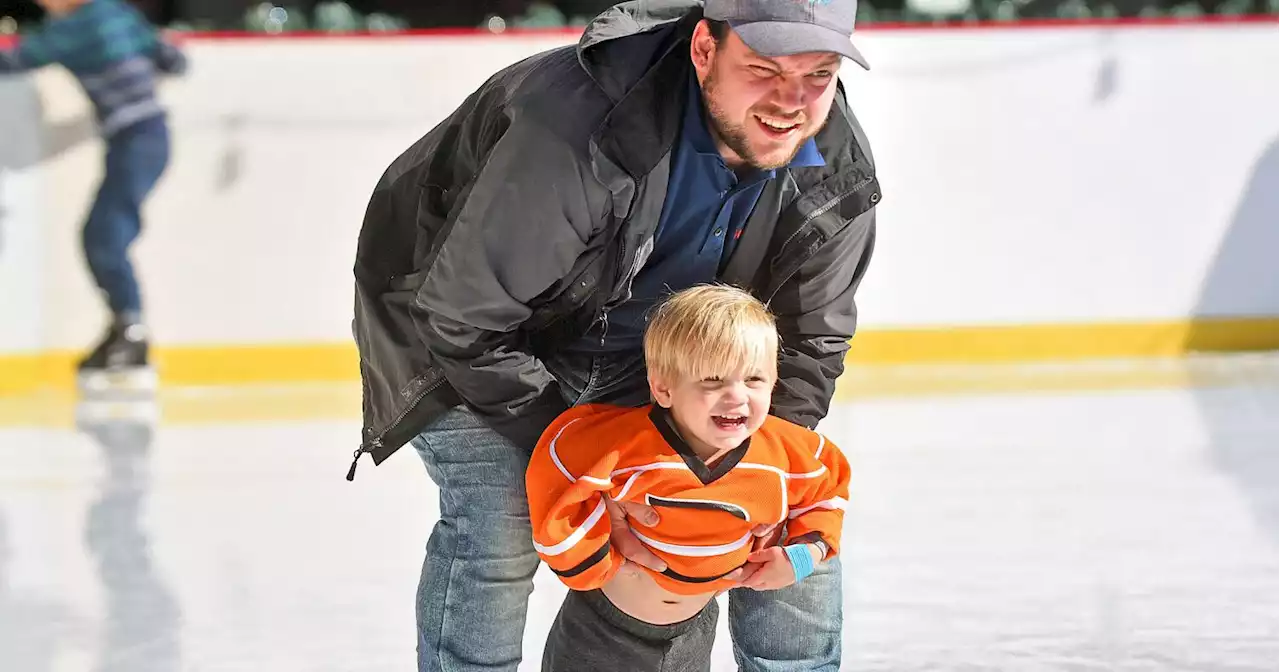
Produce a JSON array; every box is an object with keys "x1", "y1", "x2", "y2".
[{"x1": 577, "y1": 0, "x2": 702, "y2": 102}]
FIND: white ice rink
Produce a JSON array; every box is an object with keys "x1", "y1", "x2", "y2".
[{"x1": 2, "y1": 354, "x2": 1276, "y2": 671}]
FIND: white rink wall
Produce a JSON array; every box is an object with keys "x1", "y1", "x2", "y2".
[{"x1": 0, "y1": 23, "x2": 1275, "y2": 356}]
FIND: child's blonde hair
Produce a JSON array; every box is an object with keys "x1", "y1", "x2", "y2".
[{"x1": 644, "y1": 284, "x2": 778, "y2": 382}]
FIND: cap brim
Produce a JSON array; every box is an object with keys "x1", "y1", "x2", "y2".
[{"x1": 728, "y1": 20, "x2": 870, "y2": 71}]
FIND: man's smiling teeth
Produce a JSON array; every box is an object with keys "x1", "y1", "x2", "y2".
[{"x1": 756, "y1": 115, "x2": 799, "y2": 130}]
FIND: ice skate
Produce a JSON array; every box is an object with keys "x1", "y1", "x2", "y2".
[{"x1": 76, "y1": 323, "x2": 158, "y2": 397}]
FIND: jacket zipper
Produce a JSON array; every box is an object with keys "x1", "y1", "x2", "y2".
[
  {"x1": 346, "y1": 374, "x2": 447, "y2": 481},
  {"x1": 598, "y1": 311, "x2": 610, "y2": 346},
  {"x1": 597, "y1": 232, "x2": 632, "y2": 347},
  {"x1": 766, "y1": 176, "x2": 875, "y2": 303}
]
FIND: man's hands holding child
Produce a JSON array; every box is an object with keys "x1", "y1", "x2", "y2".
[
  {"x1": 606, "y1": 497, "x2": 782, "y2": 580},
  {"x1": 606, "y1": 498, "x2": 817, "y2": 591},
  {"x1": 604, "y1": 496, "x2": 668, "y2": 572}
]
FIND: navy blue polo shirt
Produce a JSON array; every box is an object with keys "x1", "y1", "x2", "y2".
[{"x1": 570, "y1": 72, "x2": 825, "y2": 354}]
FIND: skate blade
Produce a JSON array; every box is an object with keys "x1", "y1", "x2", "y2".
[
  {"x1": 77, "y1": 367, "x2": 159, "y2": 398},
  {"x1": 75, "y1": 396, "x2": 160, "y2": 426}
]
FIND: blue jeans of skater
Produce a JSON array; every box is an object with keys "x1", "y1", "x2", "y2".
[
  {"x1": 83, "y1": 115, "x2": 170, "y2": 316},
  {"x1": 411, "y1": 350, "x2": 843, "y2": 672}
]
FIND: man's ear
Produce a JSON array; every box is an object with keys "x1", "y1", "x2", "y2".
[{"x1": 690, "y1": 19, "x2": 717, "y2": 74}]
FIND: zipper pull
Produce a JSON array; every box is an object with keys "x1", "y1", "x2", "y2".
[
  {"x1": 346, "y1": 437, "x2": 380, "y2": 482},
  {"x1": 598, "y1": 311, "x2": 610, "y2": 347},
  {"x1": 346, "y1": 448, "x2": 364, "y2": 481}
]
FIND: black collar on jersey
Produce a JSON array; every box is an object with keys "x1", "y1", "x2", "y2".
[{"x1": 648, "y1": 406, "x2": 750, "y2": 485}]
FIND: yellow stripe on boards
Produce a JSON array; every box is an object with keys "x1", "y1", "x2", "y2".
[
  {"x1": 0, "y1": 354, "x2": 1273, "y2": 429},
  {"x1": 0, "y1": 344, "x2": 359, "y2": 395},
  {"x1": 844, "y1": 318, "x2": 1278, "y2": 364},
  {"x1": 0, "y1": 318, "x2": 1275, "y2": 396}
]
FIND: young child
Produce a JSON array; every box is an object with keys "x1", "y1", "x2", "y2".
[
  {"x1": 0, "y1": 0, "x2": 187, "y2": 390},
  {"x1": 527, "y1": 284, "x2": 852, "y2": 672}
]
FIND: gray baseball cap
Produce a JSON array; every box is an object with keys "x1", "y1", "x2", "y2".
[{"x1": 703, "y1": 0, "x2": 869, "y2": 70}]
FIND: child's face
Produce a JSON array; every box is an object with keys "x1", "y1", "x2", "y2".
[
  {"x1": 650, "y1": 365, "x2": 775, "y2": 455},
  {"x1": 36, "y1": 0, "x2": 85, "y2": 15}
]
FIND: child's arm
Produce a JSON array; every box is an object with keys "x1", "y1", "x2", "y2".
[
  {"x1": 739, "y1": 431, "x2": 851, "y2": 591},
  {"x1": 526, "y1": 408, "x2": 625, "y2": 591},
  {"x1": 784, "y1": 431, "x2": 851, "y2": 559},
  {"x1": 108, "y1": 0, "x2": 187, "y2": 76},
  {"x1": 0, "y1": 29, "x2": 64, "y2": 74},
  {"x1": 151, "y1": 33, "x2": 188, "y2": 76}
]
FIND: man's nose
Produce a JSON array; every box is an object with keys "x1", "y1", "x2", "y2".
[{"x1": 772, "y1": 75, "x2": 807, "y2": 112}]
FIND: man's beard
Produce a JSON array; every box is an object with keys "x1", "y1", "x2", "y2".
[{"x1": 702, "y1": 69, "x2": 816, "y2": 171}]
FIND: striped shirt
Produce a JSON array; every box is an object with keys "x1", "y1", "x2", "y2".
[
  {"x1": 527, "y1": 404, "x2": 851, "y2": 595},
  {"x1": 0, "y1": 0, "x2": 187, "y2": 137}
]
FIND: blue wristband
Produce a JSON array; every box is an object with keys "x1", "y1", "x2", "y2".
[{"x1": 784, "y1": 544, "x2": 816, "y2": 582}]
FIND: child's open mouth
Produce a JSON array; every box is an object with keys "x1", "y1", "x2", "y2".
[{"x1": 712, "y1": 415, "x2": 748, "y2": 430}]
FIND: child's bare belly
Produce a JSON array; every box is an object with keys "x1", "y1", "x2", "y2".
[{"x1": 600, "y1": 562, "x2": 716, "y2": 625}]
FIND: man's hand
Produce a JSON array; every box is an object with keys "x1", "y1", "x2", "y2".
[
  {"x1": 750, "y1": 521, "x2": 784, "y2": 552},
  {"x1": 604, "y1": 497, "x2": 667, "y2": 572},
  {"x1": 720, "y1": 522, "x2": 783, "y2": 583}
]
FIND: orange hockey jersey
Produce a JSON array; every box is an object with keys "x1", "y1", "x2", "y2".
[{"x1": 526, "y1": 404, "x2": 851, "y2": 595}]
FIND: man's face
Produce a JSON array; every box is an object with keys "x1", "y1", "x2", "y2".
[{"x1": 691, "y1": 21, "x2": 843, "y2": 171}]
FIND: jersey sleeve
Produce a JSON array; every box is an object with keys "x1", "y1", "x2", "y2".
[
  {"x1": 525, "y1": 406, "x2": 624, "y2": 590},
  {"x1": 784, "y1": 431, "x2": 852, "y2": 560}
]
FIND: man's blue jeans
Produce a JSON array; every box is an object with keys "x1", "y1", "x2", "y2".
[
  {"x1": 411, "y1": 351, "x2": 842, "y2": 671},
  {"x1": 83, "y1": 116, "x2": 170, "y2": 316}
]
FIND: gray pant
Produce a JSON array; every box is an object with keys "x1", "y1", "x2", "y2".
[{"x1": 541, "y1": 589, "x2": 718, "y2": 672}]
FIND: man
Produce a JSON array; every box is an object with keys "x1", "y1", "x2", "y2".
[
  {"x1": 349, "y1": 1, "x2": 880, "y2": 670},
  {"x1": 0, "y1": 0, "x2": 187, "y2": 391}
]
